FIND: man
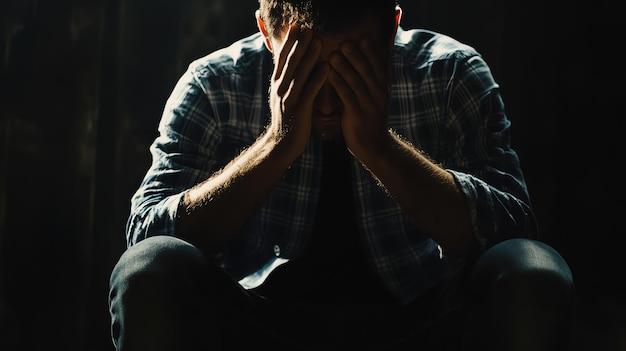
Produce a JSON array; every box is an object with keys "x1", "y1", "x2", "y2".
[{"x1": 109, "y1": 0, "x2": 574, "y2": 350}]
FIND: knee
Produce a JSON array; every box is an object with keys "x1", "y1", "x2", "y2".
[
  {"x1": 467, "y1": 239, "x2": 575, "y2": 351},
  {"x1": 471, "y1": 238, "x2": 574, "y2": 297},
  {"x1": 109, "y1": 235, "x2": 209, "y2": 293}
]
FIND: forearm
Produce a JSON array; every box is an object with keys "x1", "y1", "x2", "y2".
[
  {"x1": 177, "y1": 129, "x2": 296, "y2": 254},
  {"x1": 359, "y1": 130, "x2": 476, "y2": 256}
]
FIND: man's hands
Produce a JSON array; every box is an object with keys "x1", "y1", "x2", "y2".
[
  {"x1": 269, "y1": 26, "x2": 329, "y2": 159},
  {"x1": 268, "y1": 25, "x2": 391, "y2": 164},
  {"x1": 329, "y1": 36, "x2": 392, "y2": 162}
]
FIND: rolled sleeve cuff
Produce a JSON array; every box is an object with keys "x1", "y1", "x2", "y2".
[
  {"x1": 126, "y1": 192, "x2": 185, "y2": 247},
  {"x1": 447, "y1": 170, "x2": 490, "y2": 252}
]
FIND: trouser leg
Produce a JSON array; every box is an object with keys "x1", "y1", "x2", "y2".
[
  {"x1": 466, "y1": 238, "x2": 575, "y2": 351},
  {"x1": 108, "y1": 235, "x2": 256, "y2": 351}
]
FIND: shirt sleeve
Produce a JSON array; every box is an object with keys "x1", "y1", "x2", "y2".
[
  {"x1": 125, "y1": 67, "x2": 220, "y2": 247},
  {"x1": 443, "y1": 55, "x2": 538, "y2": 251}
]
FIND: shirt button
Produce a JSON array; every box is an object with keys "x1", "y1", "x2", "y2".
[{"x1": 273, "y1": 244, "x2": 281, "y2": 256}]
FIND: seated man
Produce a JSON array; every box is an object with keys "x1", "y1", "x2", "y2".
[{"x1": 108, "y1": 0, "x2": 575, "y2": 350}]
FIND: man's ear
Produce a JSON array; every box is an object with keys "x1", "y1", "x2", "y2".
[{"x1": 255, "y1": 10, "x2": 273, "y2": 52}]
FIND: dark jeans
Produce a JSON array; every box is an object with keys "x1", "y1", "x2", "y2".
[{"x1": 108, "y1": 236, "x2": 574, "y2": 351}]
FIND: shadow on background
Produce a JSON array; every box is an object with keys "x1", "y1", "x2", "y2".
[{"x1": 0, "y1": 0, "x2": 624, "y2": 350}]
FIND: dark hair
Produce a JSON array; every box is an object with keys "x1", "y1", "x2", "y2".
[{"x1": 258, "y1": 0, "x2": 398, "y2": 39}]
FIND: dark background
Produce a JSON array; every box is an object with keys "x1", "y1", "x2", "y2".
[{"x1": 1, "y1": 0, "x2": 624, "y2": 350}]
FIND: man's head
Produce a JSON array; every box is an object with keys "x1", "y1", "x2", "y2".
[
  {"x1": 257, "y1": 0, "x2": 399, "y2": 41},
  {"x1": 257, "y1": 0, "x2": 402, "y2": 140}
]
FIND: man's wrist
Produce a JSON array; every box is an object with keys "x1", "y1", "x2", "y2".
[{"x1": 350, "y1": 129, "x2": 396, "y2": 169}]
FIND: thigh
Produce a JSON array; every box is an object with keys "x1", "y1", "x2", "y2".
[
  {"x1": 391, "y1": 239, "x2": 575, "y2": 351},
  {"x1": 109, "y1": 236, "x2": 294, "y2": 350}
]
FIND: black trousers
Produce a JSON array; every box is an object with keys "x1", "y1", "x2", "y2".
[{"x1": 108, "y1": 236, "x2": 574, "y2": 351}]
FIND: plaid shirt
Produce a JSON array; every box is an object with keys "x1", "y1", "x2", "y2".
[{"x1": 126, "y1": 27, "x2": 537, "y2": 305}]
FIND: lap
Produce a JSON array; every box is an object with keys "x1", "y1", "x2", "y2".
[{"x1": 109, "y1": 236, "x2": 573, "y2": 350}]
